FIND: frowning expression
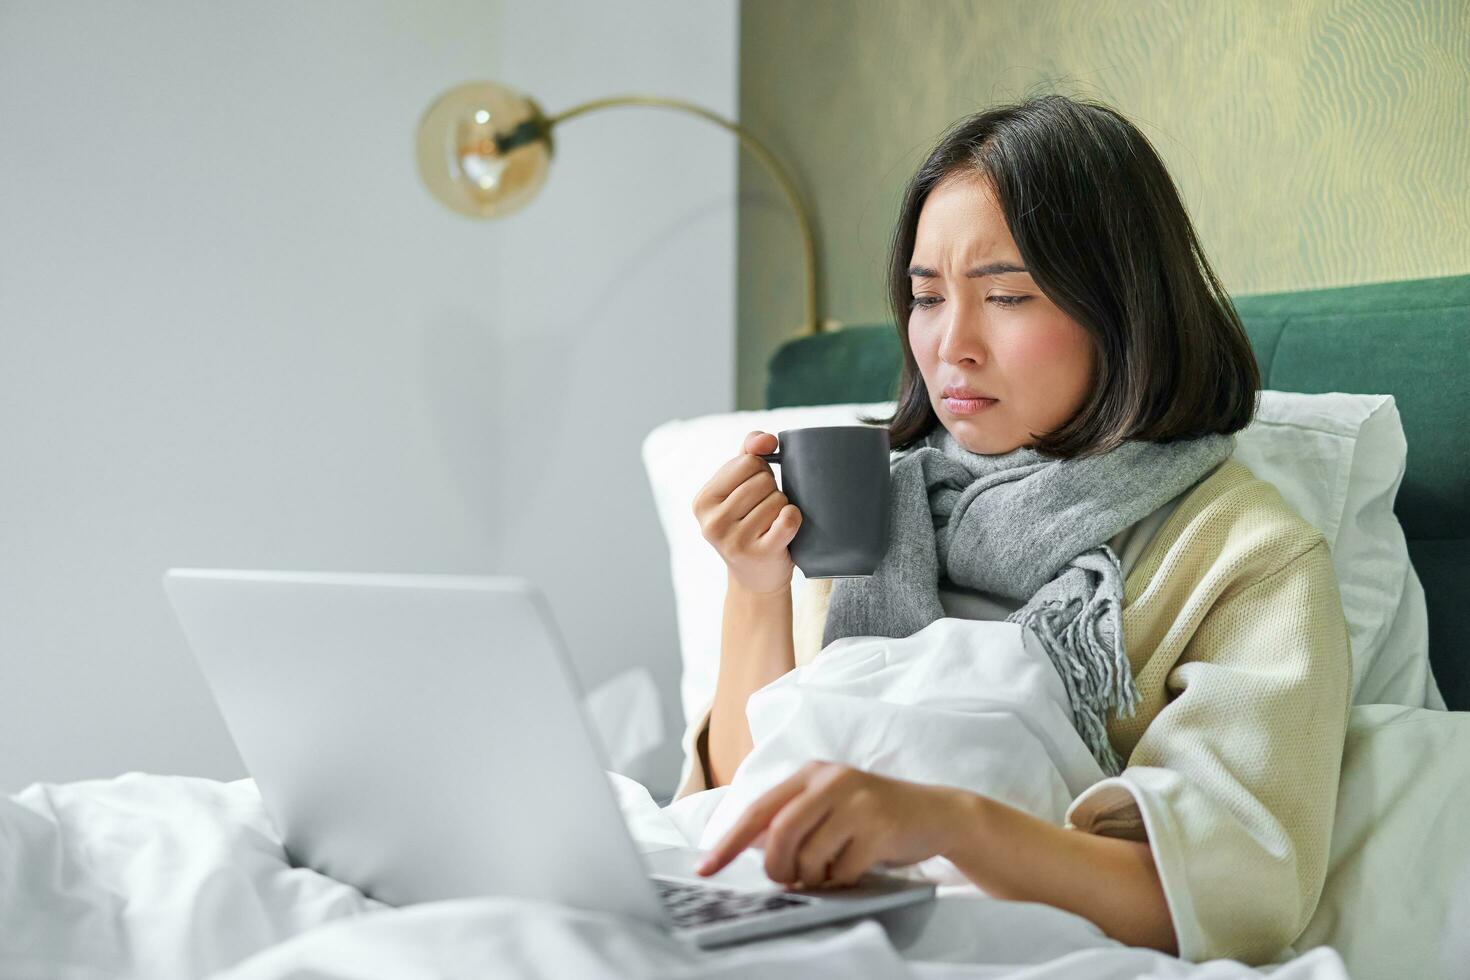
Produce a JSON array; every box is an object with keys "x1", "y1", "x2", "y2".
[{"x1": 906, "y1": 172, "x2": 1096, "y2": 455}]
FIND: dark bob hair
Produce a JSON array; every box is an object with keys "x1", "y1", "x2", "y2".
[{"x1": 860, "y1": 93, "x2": 1260, "y2": 459}]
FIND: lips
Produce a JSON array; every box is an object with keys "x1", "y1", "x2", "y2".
[{"x1": 940, "y1": 384, "x2": 995, "y2": 400}]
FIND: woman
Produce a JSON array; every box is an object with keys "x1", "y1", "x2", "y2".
[{"x1": 679, "y1": 94, "x2": 1351, "y2": 966}]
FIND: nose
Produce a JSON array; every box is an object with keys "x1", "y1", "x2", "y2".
[{"x1": 936, "y1": 304, "x2": 986, "y2": 367}]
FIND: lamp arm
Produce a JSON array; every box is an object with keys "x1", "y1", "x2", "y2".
[{"x1": 547, "y1": 95, "x2": 830, "y2": 335}]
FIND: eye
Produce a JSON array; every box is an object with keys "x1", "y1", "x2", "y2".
[{"x1": 909, "y1": 294, "x2": 1030, "y2": 311}]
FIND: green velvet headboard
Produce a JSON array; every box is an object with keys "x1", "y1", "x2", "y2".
[{"x1": 766, "y1": 273, "x2": 1470, "y2": 711}]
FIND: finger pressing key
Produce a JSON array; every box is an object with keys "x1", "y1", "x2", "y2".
[{"x1": 695, "y1": 773, "x2": 808, "y2": 876}]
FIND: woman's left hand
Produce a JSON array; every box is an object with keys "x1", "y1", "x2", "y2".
[{"x1": 695, "y1": 761, "x2": 975, "y2": 887}]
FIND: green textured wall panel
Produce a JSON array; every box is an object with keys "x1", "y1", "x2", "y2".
[{"x1": 737, "y1": 0, "x2": 1470, "y2": 409}]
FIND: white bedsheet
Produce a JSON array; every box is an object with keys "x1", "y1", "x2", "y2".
[
  {"x1": 693, "y1": 619, "x2": 1107, "y2": 887},
  {"x1": 3, "y1": 621, "x2": 1465, "y2": 979},
  {"x1": 0, "y1": 769, "x2": 1352, "y2": 980}
]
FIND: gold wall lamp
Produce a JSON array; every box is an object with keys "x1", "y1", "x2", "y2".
[{"x1": 415, "y1": 81, "x2": 839, "y2": 335}]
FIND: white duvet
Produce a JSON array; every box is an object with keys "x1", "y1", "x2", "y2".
[
  {"x1": 3, "y1": 621, "x2": 1467, "y2": 979},
  {"x1": 691, "y1": 619, "x2": 1108, "y2": 880}
]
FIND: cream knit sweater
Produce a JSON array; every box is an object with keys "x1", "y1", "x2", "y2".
[{"x1": 674, "y1": 457, "x2": 1353, "y2": 966}]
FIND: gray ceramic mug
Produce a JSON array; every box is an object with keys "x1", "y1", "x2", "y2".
[{"x1": 759, "y1": 425, "x2": 892, "y2": 578}]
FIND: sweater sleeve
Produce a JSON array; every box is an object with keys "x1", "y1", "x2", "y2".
[
  {"x1": 672, "y1": 697, "x2": 714, "y2": 801},
  {"x1": 1064, "y1": 537, "x2": 1353, "y2": 965}
]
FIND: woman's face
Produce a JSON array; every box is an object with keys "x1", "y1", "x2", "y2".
[{"x1": 906, "y1": 172, "x2": 1095, "y2": 455}]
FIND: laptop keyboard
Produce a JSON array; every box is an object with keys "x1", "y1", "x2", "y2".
[{"x1": 652, "y1": 875, "x2": 814, "y2": 928}]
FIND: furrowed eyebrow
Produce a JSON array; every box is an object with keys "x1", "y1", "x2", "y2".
[{"x1": 907, "y1": 262, "x2": 1028, "y2": 279}]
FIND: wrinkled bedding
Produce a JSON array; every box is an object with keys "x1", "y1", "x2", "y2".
[
  {"x1": 0, "y1": 771, "x2": 1354, "y2": 980},
  {"x1": 4, "y1": 622, "x2": 1466, "y2": 978},
  {"x1": 692, "y1": 620, "x2": 1106, "y2": 884}
]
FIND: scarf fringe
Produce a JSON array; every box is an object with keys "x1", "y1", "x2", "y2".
[{"x1": 1016, "y1": 591, "x2": 1140, "y2": 778}]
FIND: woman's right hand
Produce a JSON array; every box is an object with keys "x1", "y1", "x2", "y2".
[{"x1": 692, "y1": 431, "x2": 803, "y2": 595}]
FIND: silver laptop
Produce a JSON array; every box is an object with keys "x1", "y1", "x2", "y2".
[{"x1": 161, "y1": 569, "x2": 935, "y2": 948}]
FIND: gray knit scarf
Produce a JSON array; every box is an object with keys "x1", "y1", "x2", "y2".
[{"x1": 822, "y1": 424, "x2": 1235, "y2": 776}]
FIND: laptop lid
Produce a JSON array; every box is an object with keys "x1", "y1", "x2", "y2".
[{"x1": 162, "y1": 569, "x2": 667, "y2": 925}]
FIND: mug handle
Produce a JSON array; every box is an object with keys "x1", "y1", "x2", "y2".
[{"x1": 758, "y1": 452, "x2": 781, "y2": 465}]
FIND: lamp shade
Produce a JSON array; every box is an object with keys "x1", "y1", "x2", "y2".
[{"x1": 415, "y1": 80, "x2": 554, "y2": 219}]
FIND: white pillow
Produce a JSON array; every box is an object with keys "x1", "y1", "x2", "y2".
[
  {"x1": 1293, "y1": 703, "x2": 1470, "y2": 979},
  {"x1": 1231, "y1": 392, "x2": 1442, "y2": 709},
  {"x1": 641, "y1": 392, "x2": 1440, "y2": 728}
]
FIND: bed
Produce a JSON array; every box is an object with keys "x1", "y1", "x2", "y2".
[{"x1": 4, "y1": 274, "x2": 1467, "y2": 980}]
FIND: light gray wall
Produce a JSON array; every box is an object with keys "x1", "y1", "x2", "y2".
[{"x1": 0, "y1": 1, "x2": 737, "y2": 799}]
